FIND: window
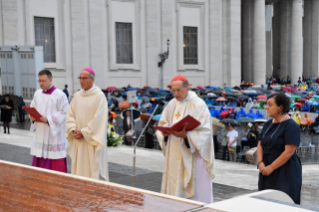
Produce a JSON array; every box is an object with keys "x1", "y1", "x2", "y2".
[
  {"x1": 34, "y1": 17, "x2": 56, "y2": 62},
  {"x1": 183, "y1": 27, "x2": 198, "y2": 65},
  {"x1": 116, "y1": 22, "x2": 133, "y2": 64}
]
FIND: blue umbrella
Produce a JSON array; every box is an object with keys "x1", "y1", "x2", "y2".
[
  {"x1": 126, "y1": 86, "x2": 137, "y2": 91},
  {"x1": 159, "y1": 91, "x2": 169, "y2": 95},
  {"x1": 211, "y1": 86, "x2": 219, "y2": 90},
  {"x1": 246, "y1": 93, "x2": 258, "y2": 97},
  {"x1": 146, "y1": 88, "x2": 157, "y2": 92},
  {"x1": 312, "y1": 102, "x2": 319, "y2": 106},
  {"x1": 152, "y1": 114, "x2": 162, "y2": 121}
]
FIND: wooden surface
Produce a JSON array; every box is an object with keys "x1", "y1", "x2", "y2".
[{"x1": 0, "y1": 161, "x2": 221, "y2": 212}]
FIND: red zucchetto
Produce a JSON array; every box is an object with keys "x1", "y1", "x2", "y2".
[{"x1": 171, "y1": 75, "x2": 188, "y2": 82}]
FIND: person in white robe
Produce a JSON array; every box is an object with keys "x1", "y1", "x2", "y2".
[
  {"x1": 155, "y1": 75, "x2": 215, "y2": 204},
  {"x1": 66, "y1": 67, "x2": 109, "y2": 181},
  {"x1": 30, "y1": 70, "x2": 69, "y2": 173}
]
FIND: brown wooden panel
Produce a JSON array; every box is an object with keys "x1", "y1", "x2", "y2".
[{"x1": 0, "y1": 161, "x2": 222, "y2": 212}]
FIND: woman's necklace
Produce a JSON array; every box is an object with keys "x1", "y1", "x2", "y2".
[{"x1": 262, "y1": 114, "x2": 288, "y2": 139}]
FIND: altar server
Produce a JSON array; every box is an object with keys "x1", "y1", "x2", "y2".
[
  {"x1": 66, "y1": 68, "x2": 109, "y2": 181},
  {"x1": 155, "y1": 75, "x2": 215, "y2": 203},
  {"x1": 30, "y1": 70, "x2": 69, "y2": 173}
]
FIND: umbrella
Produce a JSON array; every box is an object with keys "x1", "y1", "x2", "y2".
[
  {"x1": 226, "y1": 96, "x2": 237, "y2": 101},
  {"x1": 141, "y1": 96, "x2": 150, "y2": 101},
  {"x1": 258, "y1": 99, "x2": 267, "y2": 102},
  {"x1": 219, "y1": 111, "x2": 230, "y2": 119},
  {"x1": 146, "y1": 88, "x2": 158, "y2": 92},
  {"x1": 246, "y1": 93, "x2": 258, "y2": 97},
  {"x1": 256, "y1": 95, "x2": 267, "y2": 99},
  {"x1": 126, "y1": 86, "x2": 137, "y2": 91},
  {"x1": 207, "y1": 93, "x2": 216, "y2": 97},
  {"x1": 211, "y1": 86, "x2": 220, "y2": 90},
  {"x1": 212, "y1": 117, "x2": 225, "y2": 128},
  {"x1": 121, "y1": 108, "x2": 141, "y2": 121},
  {"x1": 296, "y1": 98, "x2": 307, "y2": 103},
  {"x1": 225, "y1": 91, "x2": 243, "y2": 97},
  {"x1": 312, "y1": 102, "x2": 319, "y2": 106},
  {"x1": 290, "y1": 95, "x2": 301, "y2": 99},
  {"x1": 106, "y1": 86, "x2": 117, "y2": 91},
  {"x1": 0, "y1": 94, "x2": 22, "y2": 109},
  {"x1": 237, "y1": 117, "x2": 254, "y2": 123},
  {"x1": 152, "y1": 114, "x2": 162, "y2": 121},
  {"x1": 216, "y1": 97, "x2": 228, "y2": 102},
  {"x1": 115, "y1": 88, "x2": 125, "y2": 92},
  {"x1": 282, "y1": 87, "x2": 292, "y2": 91},
  {"x1": 292, "y1": 103, "x2": 302, "y2": 107},
  {"x1": 254, "y1": 119, "x2": 267, "y2": 123},
  {"x1": 144, "y1": 86, "x2": 151, "y2": 89},
  {"x1": 237, "y1": 95, "x2": 250, "y2": 100},
  {"x1": 312, "y1": 95, "x2": 319, "y2": 100},
  {"x1": 219, "y1": 118, "x2": 239, "y2": 125},
  {"x1": 242, "y1": 89, "x2": 257, "y2": 94},
  {"x1": 197, "y1": 85, "x2": 205, "y2": 89}
]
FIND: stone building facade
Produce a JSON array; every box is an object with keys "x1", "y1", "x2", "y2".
[{"x1": 0, "y1": 0, "x2": 314, "y2": 97}]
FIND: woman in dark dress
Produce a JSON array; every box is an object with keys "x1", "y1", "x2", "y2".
[
  {"x1": 257, "y1": 93, "x2": 302, "y2": 204},
  {"x1": 0, "y1": 94, "x2": 14, "y2": 134}
]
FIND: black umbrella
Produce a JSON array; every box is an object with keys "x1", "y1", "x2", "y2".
[
  {"x1": 212, "y1": 90, "x2": 224, "y2": 95},
  {"x1": 121, "y1": 108, "x2": 141, "y2": 121},
  {"x1": 115, "y1": 88, "x2": 125, "y2": 92},
  {"x1": 237, "y1": 95, "x2": 250, "y2": 100},
  {"x1": 226, "y1": 96, "x2": 238, "y2": 101},
  {"x1": 0, "y1": 94, "x2": 22, "y2": 108},
  {"x1": 219, "y1": 118, "x2": 239, "y2": 125}
]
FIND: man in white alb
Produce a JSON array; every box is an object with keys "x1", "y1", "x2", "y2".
[{"x1": 155, "y1": 75, "x2": 215, "y2": 203}]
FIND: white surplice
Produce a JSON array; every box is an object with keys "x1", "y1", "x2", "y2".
[
  {"x1": 30, "y1": 88, "x2": 69, "y2": 159},
  {"x1": 155, "y1": 91, "x2": 215, "y2": 204}
]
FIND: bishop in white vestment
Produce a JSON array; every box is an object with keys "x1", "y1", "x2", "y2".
[
  {"x1": 30, "y1": 70, "x2": 69, "y2": 173},
  {"x1": 155, "y1": 75, "x2": 215, "y2": 203},
  {"x1": 66, "y1": 68, "x2": 109, "y2": 181}
]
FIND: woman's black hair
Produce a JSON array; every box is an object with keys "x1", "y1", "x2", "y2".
[{"x1": 267, "y1": 92, "x2": 290, "y2": 114}]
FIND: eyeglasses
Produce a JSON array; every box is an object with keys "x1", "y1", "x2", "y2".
[
  {"x1": 37, "y1": 80, "x2": 48, "y2": 83},
  {"x1": 78, "y1": 77, "x2": 91, "y2": 80}
]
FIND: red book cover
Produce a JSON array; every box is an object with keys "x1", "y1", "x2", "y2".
[
  {"x1": 22, "y1": 106, "x2": 44, "y2": 123},
  {"x1": 152, "y1": 115, "x2": 201, "y2": 133}
]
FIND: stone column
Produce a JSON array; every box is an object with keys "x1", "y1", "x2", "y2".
[
  {"x1": 303, "y1": 0, "x2": 312, "y2": 77},
  {"x1": 265, "y1": 5, "x2": 273, "y2": 78},
  {"x1": 272, "y1": 3, "x2": 281, "y2": 77},
  {"x1": 290, "y1": 0, "x2": 303, "y2": 83},
  {"x1": 253, "y1": 0, "x2": 266, "y2": 86},
  {"x1": 229, "y1": 0, "x2": 241, "y2": 87}
]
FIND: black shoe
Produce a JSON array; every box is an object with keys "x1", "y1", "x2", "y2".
[
  {"x1": 8, "y1": 131, "x2": 10, "y2": 134},
  {"x1": 4, "y1": 131, "x2": 6, "y2": 134}
]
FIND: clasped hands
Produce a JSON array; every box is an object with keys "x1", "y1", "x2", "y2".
[
  {"x1": 73, "y1": 130, "x2": 84, "y2": 139},
  {"x1": 162, "y1": 123, "x2": 188, "y2": 139},
  {"x1": 258, "y1": 162, "x2": 274, "y2": 176}
]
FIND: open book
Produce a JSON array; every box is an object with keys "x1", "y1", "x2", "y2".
[
  {"x1": 22, "y1": 106, "x2": 45, "y2": 123},
  {"x1": 152, "y1": 115, "x2": 201, "y2": 133}
]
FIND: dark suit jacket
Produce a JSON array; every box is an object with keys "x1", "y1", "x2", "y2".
[{"x1": 123, "y1": 117, "x2": 134, "y2": 133}]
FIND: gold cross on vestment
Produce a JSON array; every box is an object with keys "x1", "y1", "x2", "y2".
[{"x1": 175, "y1": 112, "x2": 181, "y2": 119}]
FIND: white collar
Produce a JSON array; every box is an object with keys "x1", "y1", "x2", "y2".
[
  {"x1": 84, "y1": 84, "x2": 95, "y2": 92},
  {"x1": 178, "y1": 92, "x2": 189, "y2": 103}
]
